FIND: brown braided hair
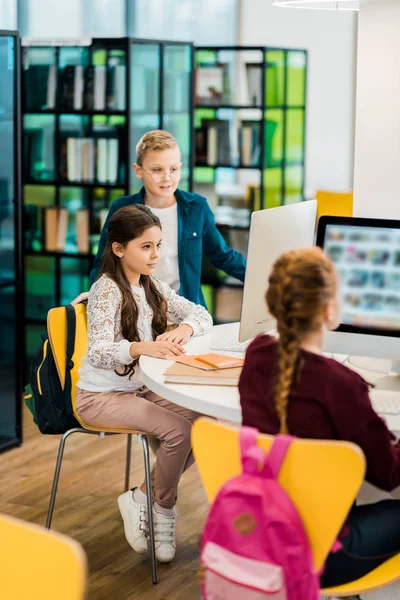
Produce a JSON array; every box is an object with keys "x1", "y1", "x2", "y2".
[
  {"x1": 100, "y1": 204, "x2": 167, "y2": 379},
  {"x1": 266, "y1": 247, "x2": 336, "y2": 434}
]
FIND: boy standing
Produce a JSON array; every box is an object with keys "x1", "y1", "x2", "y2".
[{"x1": 89, "y1": 130, "x2": 246, "y2": 307}]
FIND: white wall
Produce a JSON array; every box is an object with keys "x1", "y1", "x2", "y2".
[
  {"x1": 239, "y1": 1, "x2": 358, "y2": 199},
  {"x1": 353, "y1": 0, "x2": 400, "y2": 219}
]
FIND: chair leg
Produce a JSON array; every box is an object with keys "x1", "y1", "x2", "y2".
[
  {"x1": 124, "y1": 434, "x2": 132, "y2": 492},
  {"x1": 141, "y1": 434, "x2": 158, "y2": 585},
  {"x1": 46, "y1": 428, "x2": 99, "y2": 529}
]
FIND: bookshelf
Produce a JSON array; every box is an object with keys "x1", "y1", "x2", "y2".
[
  {"x1": 194, "y1": 46, "x2": 307, "y2": 321},
  {"x1": 22, "y1": 37, "x2": 194, "y2": 364},
  {"x1": 0, "y1": 30, "x2": 23, "y2": 451}
]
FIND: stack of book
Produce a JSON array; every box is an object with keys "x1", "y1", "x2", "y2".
[
  {"x1": 60, "y1": 136, "x2": 120, "y2": 184},
  {"x1": 164, "y1": 353, "x2": 243, "y2": 386},
  {"x1": 24, "y1": 63, "x2": 126, "y2": 111}
]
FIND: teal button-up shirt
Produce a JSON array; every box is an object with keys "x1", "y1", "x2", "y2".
[{"x1": 89, "y1": 187, "x2": 246, "y2": 308}]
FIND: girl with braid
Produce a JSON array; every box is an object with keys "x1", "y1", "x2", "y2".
[{"x1": 239, "y1": 247, "x2": 400, "y2": 592}]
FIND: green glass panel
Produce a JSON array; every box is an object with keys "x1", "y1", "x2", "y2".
[
  {"x1": 26, "y1": 256, "x2": 56, "y2": 321},
  {"x1": 264, "y1": 168, "x2": 283, "y2": 208},
  {"x1": 201, "y1": 284, "x2": 215, "y2": 315},
  {"x1": 286, "y1": 109, "x2": 305, "y2": 164},
  {"x1": 265, "y1": 109, "x2": 283, "y2": 168},
  {"x1": 164, "y1": 44, "x2": 192, "y2": 182},
  {"x1": 24, "y1": 114, "x2": 56, "y2": 181},
  {"x1": 59, "y1": 47, "x2": 90, "y2": 68},
  {"x1": 196, "y1": 50, "x2": 218, "y2": 67},
  {"x1": 195, "y1": 108, "x2": 216, "y2": 129},
  {"x1": 24, "y1": 185, "x2": 56, "y2": 252},
  {"x1": 60, "y1": 187, "x2": 89, "y2": 254},
  {"x1": 287, "y1": 51, "x2": 306, "y2": 107},
  {"x1": 265, "y1": 50, "x2": 285, "y2": 107},
  {"x1": 194, "y1": 167, "x2": 215, "y2": 184},
  {"x1": 92, "y1": 48, "x2": 107, "y2": 67},
  {"x1": 284, "y1": 165, "x2": 303, "y2": 205},
  {"x1": 130, "y1": 43, "x2": 161, "y2": 193},
  {"x1": 60, "y1": 258, "x2": 90, "y2": 305},
  {"x1": 91, "y1": 187, "x2": 125, "y2": 253}
]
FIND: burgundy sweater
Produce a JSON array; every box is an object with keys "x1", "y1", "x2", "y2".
[{"x1": 239, "y1": 334, "x2": 400, "y2": 492}]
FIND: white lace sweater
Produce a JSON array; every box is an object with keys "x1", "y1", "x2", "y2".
[{"x1": 77, "y1": 275, "x2": 213, "y2": 392}]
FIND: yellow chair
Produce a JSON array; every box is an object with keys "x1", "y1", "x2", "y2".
[
  {"x1": 192, "y1": 418, "x2": 400, "y2": 598},
  {"x1": 46, "y1": 304, "x2": 158, "y2": 584},
  {"x1": 0, "y1": 512, "x2": 87, "y2": 599},
  {"x1": 316, "y1": 189, "x2": 353, "y2": 221}
]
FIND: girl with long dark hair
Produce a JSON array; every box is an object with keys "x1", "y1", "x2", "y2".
[{"x1": 76, "y1": 204, "x2": 212, "y2": 563}]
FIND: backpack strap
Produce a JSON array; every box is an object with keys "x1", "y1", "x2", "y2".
[
  {"x1": 240, "y1": 427, "x2": 268, "y2": 475},
  {"x1": 263, "y1": 435, "x2": 295, "y2": 479},
  {"x1": 64, "y1": 304, "x2": 76, "y2": 415}
]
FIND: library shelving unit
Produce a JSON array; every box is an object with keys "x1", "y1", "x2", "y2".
[
  {"x1": 194, "y1": 45, "x2": 307, "y2": 321},
  {"x1": 0, "y1": 30, "x2": 23, "y2": 451},
  {"x1": 21, "y1": 37, "x2": 194, "y2": 364}
]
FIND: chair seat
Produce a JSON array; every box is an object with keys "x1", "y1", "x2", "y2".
[
  {"x1": 74, "y1": 412, "x2": 148, "y2": 436},
  {"x1": 322, "y1": 553, "x2": 400, "y2": 597}
]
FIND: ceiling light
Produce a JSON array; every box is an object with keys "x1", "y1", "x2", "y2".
[{"x1": 273, "y1": 0, "x2": 359, "y2": 10}]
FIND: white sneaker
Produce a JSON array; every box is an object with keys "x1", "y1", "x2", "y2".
[
  {"x1": 117, "y1": 490, "x2": 148, "y2": 554},
  {"x1": 153, "y1": 507, "x2": 177, "y2": 563}
]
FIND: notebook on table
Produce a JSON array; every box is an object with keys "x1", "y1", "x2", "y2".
[
  {"x1": 164, "y1": 362, "x2": 242, "y2": 386},
  {"x1": 174, "y1": 353, "x2": 244, "y2": 371}
]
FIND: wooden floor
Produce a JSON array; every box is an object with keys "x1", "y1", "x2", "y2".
[{"x1": 0, "y1": 405, "x2": 208, "y2": 599}]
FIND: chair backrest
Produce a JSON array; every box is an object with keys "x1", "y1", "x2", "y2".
[
  {"x1": 316, "y1": 189, "x2": 353, "y2": 220},
  {"x1": 47, "y1": 303, "x2": 88, "y2": 413},
  {"x1": 192, "y1": 418, "x2": 366, "y2": 572},
  {"x1": 0, "y1": 513, "x2": 87, "y2": 599}
]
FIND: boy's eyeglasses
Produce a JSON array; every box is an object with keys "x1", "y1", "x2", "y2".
[{"x1": 141, "y1": 167, "x2": 182, "y2": 184}]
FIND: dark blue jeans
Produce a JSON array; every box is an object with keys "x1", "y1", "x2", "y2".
[{"x1": 321, "y1": 500, "x2": 400, "y2": 588}]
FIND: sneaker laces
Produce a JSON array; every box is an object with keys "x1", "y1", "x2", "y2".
[{"x1": 154, "y1": 512, "x2": 176, "y2": 543}]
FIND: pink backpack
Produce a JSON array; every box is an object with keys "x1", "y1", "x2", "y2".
[{"x1": 200, "y1": 427, "x2": 321, "y2": 600}]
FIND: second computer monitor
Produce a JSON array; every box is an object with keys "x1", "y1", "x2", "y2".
[
  {"x1": 316, "y1": 216, "x2": 400, "y2": 361},
  {"x1": 239, "y1": 200, "x2": 317, "y2": 342}
]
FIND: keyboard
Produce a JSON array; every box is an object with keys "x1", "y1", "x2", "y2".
[
  {"x1": 210, "y1": 336, "x2": 252, "y2": 353},
  {"x1": 371, "y1": 396, "x2": 400, "y2": 415}
]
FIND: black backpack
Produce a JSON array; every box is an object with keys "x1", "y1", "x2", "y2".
[{"x1": 25, "y1": 304, "x2": 80, "y2": 434}]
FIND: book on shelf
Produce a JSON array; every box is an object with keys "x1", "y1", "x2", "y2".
[
  {"x1": 239, "y1": 120, "x2": 261, "y2": 166},
  {"x1": 174, "y1": 353, "x2": 244, "y2": 371},
  {"x1": 196, "y1": 118, "x2": 232, "y2": 166},
  {"x1": 245, "y1": 63, "x2": 262, "y2": 106},
  {"x1": 44, "y1": 207, "x2": 68, "y2": 251},
  {"x1": 164, "y1": 362, "x2": 242, "y2": 386},
  {"x1": 76, "y1": 208, "x2": 89, "y2": 253},
  {"x1": 24, "y1": 62, "x2": 126, "y2": 112}
]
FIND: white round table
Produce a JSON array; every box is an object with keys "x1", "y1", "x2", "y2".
[
  {"x1": 140, "y1": 323, "x2": 242, "y2": 422},
  {"x1": 140, "y1": 322, "x2": 400, "y2": 431}
]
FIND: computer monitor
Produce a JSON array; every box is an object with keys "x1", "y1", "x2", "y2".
[
  {"x1": 238, "y1": 200, "x2": 318, "y2": 342},
  {"x1": 317, "y1": 216, "x2": 400, "y2": 389}
]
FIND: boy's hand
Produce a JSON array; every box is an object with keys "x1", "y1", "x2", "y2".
[{"x1": 156, "y1": 324, "x2": 194, "y2": 345}]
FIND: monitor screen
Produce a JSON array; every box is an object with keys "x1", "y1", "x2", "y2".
[{"x1": 317, "y1": 216, "x2": 400, "y2": 337}]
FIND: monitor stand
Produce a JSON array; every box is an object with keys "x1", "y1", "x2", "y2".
[{"x1": 348, "y1": 357, "x2": 400, "y2": 391}]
